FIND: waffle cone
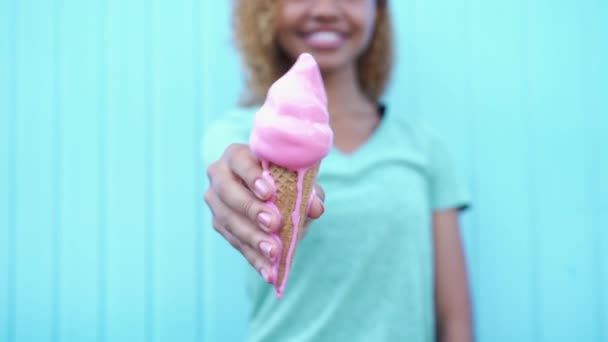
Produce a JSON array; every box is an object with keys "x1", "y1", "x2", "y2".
[{"x1": 267, "y1": 163, "x2": 319, "y2": 298}]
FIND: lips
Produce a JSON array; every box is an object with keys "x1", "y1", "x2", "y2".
[{"x1": 303, "y1": 31, "x2": 346, "y2": 50}]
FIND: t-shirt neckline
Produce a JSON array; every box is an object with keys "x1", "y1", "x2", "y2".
[{"x1": 330, "y1": 103, "x2": 389, "y2": 159}]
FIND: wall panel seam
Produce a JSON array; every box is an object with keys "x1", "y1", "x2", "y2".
[
  {"x1": 144, "y1": 0, "x2": 156, "y2": 340},
  {"x1": 523, "y1": 1, "x2": 540, "y2": 340},
  {"x1": 97, "y1": 0, "x2": 109, "y2": 340},
  {"x1": 7, "y1": 0, "x2": 19, "y2": 340},
  {"x1": 193, "y1": 0, "x2": 204, "y2": 340},
  {"x1": 51, "y1": 0, "x2": 63, "y2": 341}
]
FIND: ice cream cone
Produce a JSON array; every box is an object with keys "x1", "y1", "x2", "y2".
[
  {"x1": 267, "y1": 163, "x2": 319, "y2": 297},
  {"x1": 249, "y1": 53, "x2": 333, "y2": 298}
]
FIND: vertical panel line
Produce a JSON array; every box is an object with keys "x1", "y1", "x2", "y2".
[
  {"x1": 192, "y1": 0, "x2": 203, "y2": 340},
  {"x1": 200, "y1": 4, "x2": 213, "y2": 340},
  {"x1": 144, "y1": 0, "x2": 155, "y2": 341},
  {"x1": 97, "y1": 0, "x2": 108, "y2": 340},
  {"x1": 595, "y1": 132, "x2": 606, "y2": 338},
  {"x1": 594, "y1": 146, "x2": 606, "y2": 339},
  {"x1": 582, "y1": 2, "x2": 605, "y2": 338},
  {"x1": 584, "y1": 4, "x2": 605, "y2": 340},
  {"x1": 522, "y1": 0, "x2": 540, "y2": 340},
  {"x1": 7, "y1": 0, "x2": 19, "y2": 341},
  {"x1": 51, "y1": 0, "x2": 63, "y2": 340}
]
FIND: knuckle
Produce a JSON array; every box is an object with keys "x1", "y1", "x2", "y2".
[
  {"x1": 214, "y1": 178, "x2": 231, "y2": 200},
  {"x1": 243, "y1": 162, "x2": 260, "y2": 182},
  {"x1": 227, "y1": 236, "x2": 242, "y2": 252},
  {"x1": 226, "y1": 234, "x2": 242, "y2": 251},
  {"x1": 222, "y1": 215, "x2": 239, "y2": 235},
  {"x1": 203, "y1": 189, "x2": 213, "y2": 205},
  {"x1": 211, "y1": 218, "x2": 222, "y2": 232},
  {"x1": 224, "y1": 143, "x2": 236, "y2": 156},
  {"x1": 206, "y1": 161, "x2": 218, "y2": 180},
  {"x1": 215, "y1": 212, "x2": 230, "y2": 231},
  {"x1": 240, "y1": 198, "x2": 258, "y2": 221},
  {"x1": 204, "y1": 191, "x2": 222, "y2": 219},
  {"x1": 225, "y1": 143, "x2": 243, "y2": 159}
]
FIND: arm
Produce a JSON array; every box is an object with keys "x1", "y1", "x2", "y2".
[{"x1": 433, "y1": 209, "x2": 474, "y2": 342}]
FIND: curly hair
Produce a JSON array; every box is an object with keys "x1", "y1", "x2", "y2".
[{"x1": 233, "y1": 0, "x2": 393, "y2": 106}]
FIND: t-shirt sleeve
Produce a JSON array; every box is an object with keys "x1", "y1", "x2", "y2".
[
  {"x1": 200, "y1": 108, "x2": 255, "y2": 168},
  {"x1": 426, "y1": 127, "x2": 472, "y2": 212}
]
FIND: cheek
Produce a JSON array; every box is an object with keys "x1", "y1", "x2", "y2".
[
  {"x1": 276, "y1": 1, "x2": 308, "y2": 31},
  {"x1": 275, "y1": 27, "x2": 303, "y2": 62},
  {"x1": 275, "y1": 4, "x2": 307, "y2": 45},
  {"x1": 351, "y1": 8, "x2": 377, "y2": 50},
  {"x1": 275, "y1": 20, "x2": 297, "y2": 55}
]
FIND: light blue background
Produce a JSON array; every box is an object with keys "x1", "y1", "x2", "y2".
[{"x1": 1, "y1": 1, "x2": 607, "y2": 341}]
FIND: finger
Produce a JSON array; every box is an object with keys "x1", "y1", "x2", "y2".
[
  {"x1": 209, "y1": 190, "x2": 281, "y2": 264},
  {"x1": 225, "y1": 144, "x2": 275, "y2": 200},
  {"x1": 211, "y1": 173, "x2": 281, "y2": 233},
  {"x1": 226, "y1": 211, "x2": 281, "y2": 263},
  {"x1": 307, "y1": 197, "x2": 325, "y2": 220},
  {"x1": 307, "y1": 184, "x2": 325, "y2": 219},
  {"x1": 203, "y1": 188, "x2": 221, "y2": 218}
]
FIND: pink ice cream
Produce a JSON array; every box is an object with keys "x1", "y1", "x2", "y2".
[
  {"x1": 249, "y1": 53, "x2": 333, "y2": 299},
  {"x1": 250, "y1": 53, "x2": 333, "y2": 170}
]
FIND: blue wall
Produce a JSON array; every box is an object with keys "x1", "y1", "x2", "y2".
[{"x1": 1, "y1": 1, "x2": 607, "y2": 341}]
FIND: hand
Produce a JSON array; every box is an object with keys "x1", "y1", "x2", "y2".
[{"x1": 204, "y1": 143, "x2": 325, "y2": 283}]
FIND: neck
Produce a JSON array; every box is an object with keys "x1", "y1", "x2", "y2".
[{"x1": 322, "y1": 64, "x2": 375, "y2": 121}]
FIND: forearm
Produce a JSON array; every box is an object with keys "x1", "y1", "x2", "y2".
[
  {"x1": 437, "y1": 315, "x2": 473, "y2": 342},
  {"x1": 433, "y1": 209, "x2": 474, "y2": 342}
]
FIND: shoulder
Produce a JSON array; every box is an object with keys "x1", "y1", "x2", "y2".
[
  {"x1": 390, "y1": 116, "x2": 470, "y2": 211},
  {"x1": 386, "y1": 111, "x2": 445, "y2": 157},
  {"x1": 383, "y1": 109, "x2": 460, "y2": 181}
]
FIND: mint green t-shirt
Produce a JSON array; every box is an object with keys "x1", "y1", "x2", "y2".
[{"x1": 202, "y1": 105, "x2": 470, "y2": 342}]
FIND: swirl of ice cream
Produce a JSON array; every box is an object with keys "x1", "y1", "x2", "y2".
[{"x1": 249, "y1": 53, "x2": 333, "y2": 171}]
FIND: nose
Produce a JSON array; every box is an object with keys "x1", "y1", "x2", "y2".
[{"x1": 309, "y1": 0, "x2": 342, "y2": 21}]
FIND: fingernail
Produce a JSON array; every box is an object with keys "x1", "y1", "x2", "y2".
[
  {"x1": 259, "y1": 241, "x2": 275, "y2": 261},
  {"x1": 257, "y1": 212, "x2": 272, "y2": 231},
  {"x1": 259, "y1": 268, "x2": 270, "y2": 283},
  {"x1": 254, "y1": 179, "x2": 270, "y2": 199}
]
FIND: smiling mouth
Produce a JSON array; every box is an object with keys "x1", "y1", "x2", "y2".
[{"x1": 303, "y1": 31, "x2": 346, "y2": 50}]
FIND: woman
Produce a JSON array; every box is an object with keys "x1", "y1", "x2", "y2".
[{"x1": 203, "y1": 1, "x2": 473, "y2": 340}]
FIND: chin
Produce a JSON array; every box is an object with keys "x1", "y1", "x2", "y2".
[{"x1": 297, "y1": 50, "x2": 353, "y2": 74}]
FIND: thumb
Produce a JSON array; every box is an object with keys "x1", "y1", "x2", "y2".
[{"x1": 307, "y1": 184, "x2": 325, "y2": 219}]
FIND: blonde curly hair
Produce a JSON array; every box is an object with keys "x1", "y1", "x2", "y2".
[{"x1": 233, "y1": 0, "x2": 393, "y2": 106}]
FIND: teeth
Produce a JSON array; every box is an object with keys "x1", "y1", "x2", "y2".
[{"x1": 307, "y1": 31, "x2": 342, "y2": 44}]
